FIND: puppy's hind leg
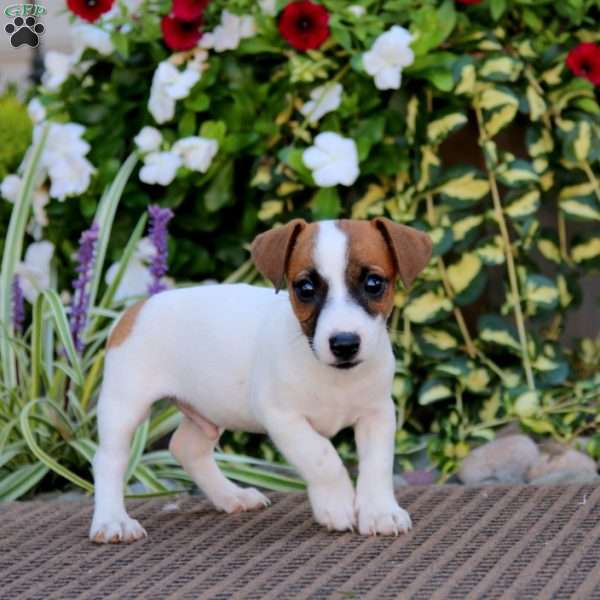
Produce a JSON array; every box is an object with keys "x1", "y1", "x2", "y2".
[
  {"x1": 169, "y1": 415, "x2": 270, "y2": 513},
  {"x1": 90, "y1": 371, "x2": 154, "y2": 544}
]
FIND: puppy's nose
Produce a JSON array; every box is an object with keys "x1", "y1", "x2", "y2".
[{"x1": 329, "y1": 332, "x2": 360, "y2": 361}]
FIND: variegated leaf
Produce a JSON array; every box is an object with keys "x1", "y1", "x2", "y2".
[
  {"x1": 418, "y1": 379, "x2": 454, "y2": 405},
  {"x1": 496, "y1": 160, "x2": 539, "y2": 187},
  {"x1": 404, "y1": 290, "x2": 453, "y2": 324},
  {"x1": 478, "y1": 315, "x2": 521, "y2": 352},
  {"x1": 504, "y1": 189, "x2": 540, "y2": 219},
  {"x1": 572, "y1": 235, "x2": 600, "y2": 267},
  {"x1": 437, "y1": 170, "x2": 490, "y2": 205},
  {"x1": 479, "y1": 55, "x2": 523, "y2": 82},
  {"x1": 427, "y1": 112, "x2": 468, "y2": 144}
]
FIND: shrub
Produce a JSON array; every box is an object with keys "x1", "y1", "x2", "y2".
[{"x1": 1, "y1": 0, "x2": 599, "y2": 488}]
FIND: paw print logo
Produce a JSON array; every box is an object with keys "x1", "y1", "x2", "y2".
[{"x1": 5, "y1": 15, "x2": 44, "y2": 48}]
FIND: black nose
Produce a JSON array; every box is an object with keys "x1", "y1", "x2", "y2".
[{"x1": 329, "y1": 332, "x2": 360, "y2": 361}]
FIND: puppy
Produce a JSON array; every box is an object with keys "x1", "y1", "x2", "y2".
[{"x1": 90, "y1": 218, "x2": 432, "y2": 543}]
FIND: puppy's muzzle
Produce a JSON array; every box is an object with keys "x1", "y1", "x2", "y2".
[{"x1": 329, "y1": 332, "x2": 360, "y2": 368}]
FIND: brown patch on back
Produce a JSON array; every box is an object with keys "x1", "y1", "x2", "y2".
[
  {"x1": 107, "y1": 300, "x2": 147, "y2": 349},
  {"x1": 338, "y1": 219, "x2": 397, "y2": 317}
]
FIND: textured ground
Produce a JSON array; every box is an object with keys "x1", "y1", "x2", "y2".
[{"x1": 1, "y1": 485, "x2": 600, "y2": 599}]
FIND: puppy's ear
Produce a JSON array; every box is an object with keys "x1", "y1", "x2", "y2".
[
  {"x1": 251, "y1": 219, "x2": 307, "y2": 290},
  {"x1": 373, "y1": 217, "x2": 433, "y2": 289}
]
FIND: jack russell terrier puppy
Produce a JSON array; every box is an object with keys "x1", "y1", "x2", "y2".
[{"x1": 90, "y1": 217, "x2": 432, "y2": 543}]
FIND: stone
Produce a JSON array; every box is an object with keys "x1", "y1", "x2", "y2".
[
  {"x1": 527, "y1": 445, "x2": 598, "y2": 482},
  {"x1": 458, "y1": 434, "x2": 540, "y2": 485},
  {"x1": 528, "y1": 470, "x2": 600, "y2": 485}
]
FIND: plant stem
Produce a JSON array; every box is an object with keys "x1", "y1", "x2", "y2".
[
  {"x1": 425, "y1": 194, "x2": 477, "y2": 358},
  {"x1": 474, "y1": 103, "x2": 536, "y2": 392},
  {"x1": 581, "y1": 159, "x2": 600, "y2": 203}
]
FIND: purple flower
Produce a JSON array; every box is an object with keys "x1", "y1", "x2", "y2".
[
  {"x1": 12, "y1": 275, "x2": 25, "y2": 334},
  {"x1": 147, "y1": 204, "x2": 174, "y2": 295},
  {"x1": 70, "y1": 222, "x2": 99, "y2": 353}
]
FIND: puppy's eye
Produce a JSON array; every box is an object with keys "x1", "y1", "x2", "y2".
[
  {"x1": 294, "y1": 279, "x2": 316, "y2": 302},
  {"x1": 364, "y1": 273, "x2": 385, "y2": 297}
]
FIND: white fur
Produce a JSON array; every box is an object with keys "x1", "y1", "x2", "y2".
[{"x1": 90, "y1": 223, "x2": 411, "y2": 543}]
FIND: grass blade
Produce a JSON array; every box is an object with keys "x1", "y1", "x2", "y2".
[
  {"x1": 0, "y1": 124, "x2": 49, "y2": 387},
  {"x1": 0, "y1": 462, "x2": 49, "y2": 501},
  {"x1": 42, "y1": 289, "x2": 84, "y2": 386},
  {"x1": 126, "y1": 418, "x2": 149, "y2": 482}
]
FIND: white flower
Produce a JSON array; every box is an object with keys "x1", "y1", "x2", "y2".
[
  {"x1": 303, "y1": 132, "x2": 359, "y2": 187},
  {"x1": 42, "y1": 51, "x2": 74, "y2": 91},
  {"x1": 300, "y1": 83, "x2": 343, "y2": 124},
  {"x1": 27, "y1": 98, "x2": 46, "y2": 124},
  {"x1": 201, "y1": 11, "x2": 255, "y2": 52},
  {"x1": 186, "y1": 49, "x2": 209, "y2": 74},
  {"x1": 47, "y1": 157, "x2": 94, "y2": 200},
  {"x1": 134, "y1": 127, "x2": 163, "y2": 153},
  {"x1": 258, "y1": 0, "x2": 277, "y2": 15},
  {"x1": 15, "y1": 241, "x2": 54, "y2": 303},
  {"x1": 139, "y1": 151, "x2": 182, "y2": 185},
  {"x1": 72, "y1": 23, "x2": 114, "y2": 57},
  {"x1": 33, "y1": 123, "x2": 95, "y2": 200},
  {"x1": 348, "y1": 5, "x2": 366, "y2": 17},
  {"x1": 148, "y1": 61, "x2": 200, "y2": 124},
  {"x1": 172, "y1": 137, "x2": 218, "y2": 173},
  {"x1": 1, "y1": 174, "x2": 22, "y2": 203},
  {"x1": 1, "y1": 174, "x2": 49, "y2": 237},
  {"x1": 362, "y1": 26, "x2": 414, "y2": 90}
]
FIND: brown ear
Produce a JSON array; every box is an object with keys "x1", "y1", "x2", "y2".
[
  {"x1": 251, "y1": 219, "x2": 307, "y2": 290},
  {"x1": 373, "y1": 217, "x2": 433, "y2": 289}
]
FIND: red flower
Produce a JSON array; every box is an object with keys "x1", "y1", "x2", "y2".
[
  {"x1": 566, "y1": 42, "x2": 600, "y2": 86},
  {"x1": 279, "y1": 1, "x2": 330, "y2": 52},
  {"x1": 161, "y1": 14, "x2": 203, "y2": 51},
  {"x1": 171, "y1": 0, "x2": 209, "y2": 22},
  {"x1": 66, "y1": 0, "x2": 115, "y2": 22}
]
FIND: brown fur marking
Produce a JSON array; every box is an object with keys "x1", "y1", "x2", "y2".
[
  {"x1": 106, "y1": 300, "x2": 147, "y2": 349},
  {"x1": 338, "y1": 220, "x2": 397, "y2": 317},
  {"x1": 285, "y1": 223, "x2": 321, "y2": 337}
]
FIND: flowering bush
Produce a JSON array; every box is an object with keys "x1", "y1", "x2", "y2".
[{"x1": 1, "y1": 0, "x2": 600, "y2": 481}]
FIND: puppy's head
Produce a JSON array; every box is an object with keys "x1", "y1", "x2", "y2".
[{"x1": 251, "y1": 218, "x2": 432, "y2": 369}]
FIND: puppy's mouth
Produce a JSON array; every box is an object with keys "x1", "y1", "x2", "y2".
[{"x1": 331, "y1": 361, "x2": 361, "y2": 370}]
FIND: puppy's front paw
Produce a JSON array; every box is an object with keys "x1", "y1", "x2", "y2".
[
  {"x1": 213, "y1": 486, "x2": 271, "y2": 514},
  {"x1": 90, "y1": 515, "x2": 147, "y2": 544},
  {"x1": 356, "y1": 496, "x2": 412, "y2": 536},
  {"x1": 309, "y1": 481, "x2": 356, "y2": 533}
]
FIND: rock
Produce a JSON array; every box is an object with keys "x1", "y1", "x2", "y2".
[
  {"x1": 527, "y1": 445, "x2": 598, "y2": 482},
  {"x1": 458, "y1": 434, "x2": 540, "y2": 485},
  {"x1": 402, "y1": 470, "x2": 437, "y2": 486},
  {"x1": 528, "y1": 470, "x2": 600, "y2": 485}
]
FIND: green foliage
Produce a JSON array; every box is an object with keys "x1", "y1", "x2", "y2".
[
  {"x1": 0, "y1": 94, "x2": 32, "y2": 181},
  {"x1": 1, "y1": 0, "x2": 599, "y2": 490}
]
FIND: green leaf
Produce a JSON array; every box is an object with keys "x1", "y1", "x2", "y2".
[
  {"x1": 200, "y1": 120, "x2": 227, "y2": 145},
  {"x1": 404, "y1": 290, "x2": 453, "y2": 324},
  {"x1": 311, "y1": 188, "x2": 341, "y2": 220},
  {"x1": 513, "y1": 390, "x2": 539, "y2": 418},
  {"x1": 204, "y1": 161, "x2": 234, "y2": 212},
  {"x1": 572, "y1": 235, "x2": 600, "y2": 268},
  {"x1": 126, "y1": 418, "x2": 149, "y2": 482},
  {"x1": 419, "y1": 378, "x2": 454, "y2": 405},
  {"x1": 496, "y1": 160, "x2": 539, "y2": 187},
  {"x1": 427, "y1": 112, "x2": 467, "y2": 144},
  {"x1": 560, "y1": 197, "x2": 600, "y2": 222},
  {"x1": 0, "y1": 462, "x2": 49, "y2": 501},
  {"x1": 524, "y1": 274, "x2": 559, "y2": 313},
  {"x1": 417, "y1": 327, "x2": 459, "y2": 358},
  {"x1": 452, "y1": 214, "x2": 484, "y2": 244},
  {"x1": 447, "y1": 253, "x2": 486, "y2": 305},
  {"x1": 505, "y1": 189, "x2": 541, "y2": 219},
  {"x1": 42, "y1": 290, "x2": 84, "y2": 386},
  {"x1": 490, "y1": 0, "x2": 507, "y2": 20},
  {"x1": 479, "y1": 315, "x2": 521, "y2": 352},
  {"x1": 436, "y1": 169, "x2": 490, "y2": 205},
  {"x1": 479, "y1": 55, "x2": 523, "y2": 82},
  {"x1": 0, "y1": 124, "x2": 49, "y2": 388}
]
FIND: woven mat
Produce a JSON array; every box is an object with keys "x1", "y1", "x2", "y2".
[{"x1": 1, "y1": 485, "x2": 600, "y2": 599}]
